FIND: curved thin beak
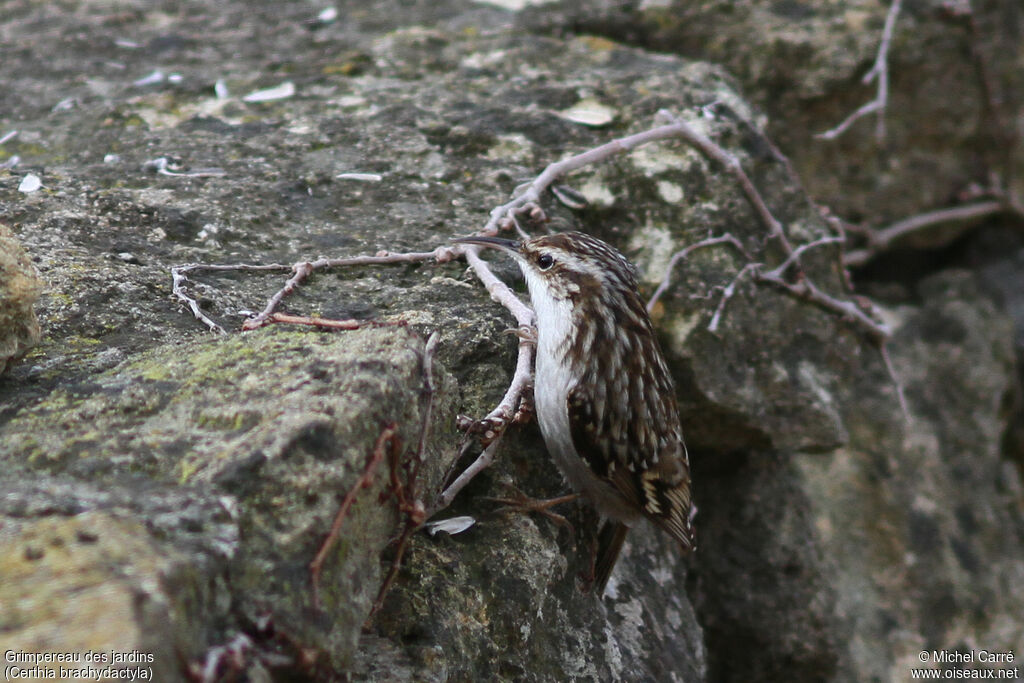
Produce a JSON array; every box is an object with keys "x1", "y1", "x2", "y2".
[{"x1": 452, "y1": 235, "x2": 522, "y2": 254}]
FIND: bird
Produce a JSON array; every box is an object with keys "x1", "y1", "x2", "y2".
[{"x1": 455, "y1": 231, "x2": 695, "y2": 592}]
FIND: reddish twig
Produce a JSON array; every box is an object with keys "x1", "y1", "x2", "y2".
[
  {"x1": 368, "y1": 439, "x2": 424, "y2": 619},
  {"x1": 310, "y1": 424, "x2": 397, "y2": 609},
  {"x1": 367, "y1": 333, "x2": 438, "y2": 618},
  {"x1": 252, "y1": 312, "x2": 363, "y2": 329},
  {"x1": 817, "y1": 0, "x2": 903, "y2": 141}
]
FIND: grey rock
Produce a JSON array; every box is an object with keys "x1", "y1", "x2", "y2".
[
  {"x1": 519, "y1": 0, "x2": 1024, "y2": 229},
  {"x1": 0, "y1": 1, "x2": 1021, "y2": 681}
]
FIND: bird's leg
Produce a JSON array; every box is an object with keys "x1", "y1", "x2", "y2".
[{"x1": 481, "y1": 483, "x2": 579, "y2": 532}]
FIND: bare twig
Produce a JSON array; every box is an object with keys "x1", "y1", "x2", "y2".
[
  {"x1": 879, "y1": 343, "x2": 910, "y2": 424},
  {"x1": 756, "y1": 271, "x2": 890, "y2": 343},
  {"x1": 310, "y1": 424, "x2": 396, "y2": 609},
  {"x1": 436, "y1": 439, "x2": 502, "y2": 511},
  {"x1": 243, "y1": 247, "x2": 460, "y2": 330},
  {"x1": 646, "y1": 234, "x2": 748, "y2": 313},
  {"x1": 760, "y1": 236, "x2": 844, "y2": 280},
  {"x1": 432, "y1": 249, "x2": 536, "y2": 513},
  {"x1": 463, "y1": 247, "x2": 534, "y2": 325},
  {"x1": 172, "y1": 262, "x2": 292, "y2": 333},
  {"x1": 708, "y1": 263, "x2": 761, "y2": 333},
  {"x1": 644, "y1": 111, "x2": 893, "y2": 343},
  {"x1": 171, "y1": 263, "x2": 288, "y2": 333},
  {"x1": 843, "y1": 200, "x2": 1005, "y2": 266},
  {"x1": 480, "y1": 120, "x2": 726, "y2": 238},
  {"x1": 257, "y1": 312, "x2": 363, "y2": 329},
  {"x1": 656, "y1": 109, "x2": 792, "y2": 253},
  {"x1": 817, "y1": 0, "x2": 903, "y2": 141}
]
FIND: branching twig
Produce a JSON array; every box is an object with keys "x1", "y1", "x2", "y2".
[
  {"x1": 817, "y1": 0, "x2": 903, "y2": 141},
  {"x1": 646, "y1": 234, "x2": 748, "y2": 313},
  {"x1": 430, "y1": 250, "x2": 536, "y2": 513},
  {"x1": 479, "y1": 122, "x2": 715, "y2": 238},
  {"x1": 756, "y1": 272, "x2": 890, "y2": 343},
  {"x1": 760, "y1": 236, "x2": 844, "y2": 280},
  {"x1": 243, "y1": 248, "x2": 460, "y2": 330},
  {"x1": 172, "y1": 250, "x2": 463, "y2": 333},
  {"x1": 656, "y1": 110, "x2": 792, "y2": 253},
  {"x1": 172, "y1": 263, "x2": 292, "y2": 333}
]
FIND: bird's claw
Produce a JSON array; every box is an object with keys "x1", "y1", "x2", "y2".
[{"x1": 481, "y1": 484, "x2": 578, "y2": 532}]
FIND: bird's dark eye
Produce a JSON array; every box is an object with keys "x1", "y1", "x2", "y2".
[{"x1": 537, "y1": 253, "x2": 554, "y2": 270}]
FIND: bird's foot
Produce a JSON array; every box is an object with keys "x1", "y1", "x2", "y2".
[
  {"x1": 503, "y1": 325, "x2": 538, "y2": 345},
  {"x1": 481, "y1": 484, "x2": 578, "y2": 532}
]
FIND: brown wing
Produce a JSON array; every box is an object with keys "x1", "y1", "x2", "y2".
[{"x1": 568, "y1": 384, "x2": 695, "y2": 550}]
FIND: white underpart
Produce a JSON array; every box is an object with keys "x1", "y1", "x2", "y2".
[{"x1": 518, "y1": 257, "x2": 640, "y2": 524}]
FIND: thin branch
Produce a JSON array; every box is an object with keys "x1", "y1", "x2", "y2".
[
  {"x1": 463, "y1": 247, "x2": 534, "y2": 326},
  {"x1": 656, "y1": 109, "x2": 792, "y2": 253},
  {"x1": 258, "y1": 312, "x2": 363, "y2": 329},
  {"x1": 755, "y1": 271, "x2": 890, "y2": 343},
  {"x1": 480, "y1": 122, "x2": 716, "y2": 237},
  {"x1": 879, "y1": 343, "x2": 910, "y2": 424},
  {"x1": 243, "y1": 247, "x2": 460, "y2": 330},
  {"x1": 761, "y1": 236, "x2": 844, "y2": 280},
  {"x1": 843, "y1": 200, "x2": 1005, "y2": 266},
  {"x1": 708, "y1": 263, "x2": 761, "y2": 333},
  {"x1": 431, "y1": 249, "x2": 537, "y2": 514},
  {"x1": 436, "y1": 439, "x2": 502, "y2": 511},
  {"x1": 817, "y1": 0, "x2": 902, "y2": 141},
  {"x1": 172, "y1": 262, "x2": 290, "y2": 333},
  {"x1": 646, "y1": 234, "x2": 747, "y2": 313}
]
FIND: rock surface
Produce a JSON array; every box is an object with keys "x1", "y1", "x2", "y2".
[
  {"x1": 0, "y1": 1, "x2": 1021, "y2": 681},
  {"x1": 0, "y1": 223, "x2": 43, "y2": 371}
]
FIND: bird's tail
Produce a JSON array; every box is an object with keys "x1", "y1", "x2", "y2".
[{"x1": 593, "y1": 520, "x2": 630, "y2": 595}]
